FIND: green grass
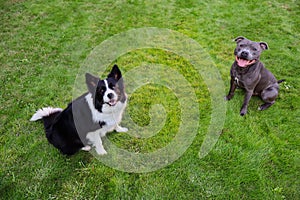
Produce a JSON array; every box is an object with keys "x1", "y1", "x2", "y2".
[{"x1": 1, "y1": 0, "x2": 299, "y2": 199}]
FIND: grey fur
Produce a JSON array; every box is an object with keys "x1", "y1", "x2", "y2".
[{"x1": 225, "y1": 36, "x2": 283, "y2": 116}]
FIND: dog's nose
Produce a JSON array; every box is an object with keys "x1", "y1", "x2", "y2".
[
  {"x1": 107, "y1": 93, "x2": 114, "y2": 99},
  {"x1": 241, "y1": 51, "x2": 248, "y2": 58}
]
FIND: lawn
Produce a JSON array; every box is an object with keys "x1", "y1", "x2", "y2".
[{"x1": 1, "y1": 0, "x2": 299, "y2": 199}]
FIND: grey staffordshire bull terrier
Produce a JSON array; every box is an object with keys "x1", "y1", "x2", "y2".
[{"x1": 225, "y1": 36, "x2": 284, "y2": 116}]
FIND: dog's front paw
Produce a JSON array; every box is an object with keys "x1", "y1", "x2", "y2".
[
  {"x1": 115, "y1": 125, "x2": 128, "y2": 133},
  {"x1": 225, "y1": 95, "x2": 233, "y2": 101},
  {"x1": 95, "y1": 147, "x2": 107, "y2": 155},
  {"x1": 240, "y1": 108, "x2": 247, "y2": 116}
]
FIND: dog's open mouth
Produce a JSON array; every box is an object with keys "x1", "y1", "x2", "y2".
[
  {"x1": 106, "y1": 99, "x2": 117, "y2": 106},
  {"x1": 236, "y1": 56, "x2": 256, "y2": 67}
]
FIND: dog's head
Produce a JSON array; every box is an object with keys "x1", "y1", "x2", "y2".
[
  {"x1": 234, "y1": 36, "x2": 268, "y2": 67},
  {"x1": 85, "y1": 64, "x2": 126, "y2": 112}
]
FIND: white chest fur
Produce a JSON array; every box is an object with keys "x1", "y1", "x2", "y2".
[{"x1": 85, "y1": 93, "x2": 127, "y2": 136}]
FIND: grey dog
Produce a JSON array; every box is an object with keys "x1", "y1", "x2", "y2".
[{"x1": 225, "y1": 36, "x2": 284, "y2": 116}]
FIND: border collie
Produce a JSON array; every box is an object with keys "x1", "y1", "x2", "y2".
[{"x1": 30, "y1": 64, "x2": 128, "y2": 155}]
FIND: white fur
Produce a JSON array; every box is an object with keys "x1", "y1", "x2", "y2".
[
  {"x1": 30, "y1": 107, "x2": 63, "y2": 121},
  {"x1": 115, "y1": 125, "x2": 128, "y2": 133},
  {"x1": 85, "y1": 93, "x2": 127, "y2": 132},
  {"x1": 103, "y1": 80, "x2": 118, "y2": 104},
  {"x1": 86, "y1": 130, "x2": 107, "y2": 155},
  {"x1": 81, "y1": 146, "x2": 91, "y2": 151},
  {"x1": 85, "y1": 92, "x2": 127, "y2": 154}
]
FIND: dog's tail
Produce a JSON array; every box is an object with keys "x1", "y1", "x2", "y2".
[
  {"x1": 30, "y1": 107, "x2": 63, "y2": 121},
  {"x1": 30, "y1": 107, "x2": 63, "y2": 130},
  {"x1": 278, "y1": 79, "x2": 286, "y2": 84}
]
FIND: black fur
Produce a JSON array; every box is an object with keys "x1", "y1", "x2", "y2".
[
  {"x1": 32, "y1": 65, "x2": 126, "y2": 155},
  {"x1": 43, "y1": 95, "x2": 100, "y2": 155}
]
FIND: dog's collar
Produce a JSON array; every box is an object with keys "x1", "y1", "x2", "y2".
[{"x1": 99, "y1": 121, "x2": 106, "y2": 128}]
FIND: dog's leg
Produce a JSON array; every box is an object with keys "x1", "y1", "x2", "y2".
[
  {"x1": 225, "y1": 77, "x2": 237, "y2": 100},
  {"x1": 259, "y1": 102, "x2": 275, "y2": 110},
  {"x1": 94, "y1": 135, "x2": 107, "y2": 155},
  {"x1": 240, "y1": 90, "x2": 253, "y2": 116},
  {"x1": 115, "y1": 125, "x2": 128, "y2": 133},
  {"x1": 259, "y1": 86, "x2": 278, "y2": 111},
  {"x1": 86, "y1": 130, "x2": 107, "y2": 155}
]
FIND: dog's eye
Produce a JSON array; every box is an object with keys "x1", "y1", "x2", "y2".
[
  {"x1": 99, "y1": 86, "x2": 106, "y2": 94},
  {"x1": 252, "y1": 47, "x2": 257, "y2": 51},
  {"x1": 109, "y1": 83, "x2": 115, "y2": 89},
  {"x1": 239, "y1": 44, "x2": 245, "y2": 47}
]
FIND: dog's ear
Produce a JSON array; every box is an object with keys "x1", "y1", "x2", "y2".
[
  {"x1": 108, "y1": 64, "x2": 122, "y2": 81},
  {"x1": 85, "y1": 73, "x2": 99, "y2": 93},
  {"x1": 234, "y1": 36, "x2": 245, "y2": 43},
  {"x1": 259, "y1": 42, "x2": 269, "y2": 50}
]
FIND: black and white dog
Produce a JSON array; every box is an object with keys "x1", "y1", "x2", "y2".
[{"x1": 30, "y1": 65, "x2": 128, "y2": 155}]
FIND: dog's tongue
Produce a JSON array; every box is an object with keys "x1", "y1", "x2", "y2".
[
  {"x1": 237, "y1": 59, "x2": 249, "y2": 67},
  {"x1": 236, "y1": 56, "x2": 255, "y2": 67},
  {"x1": 109, "y1": 99, "x2": 117, "y2": 106}
]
